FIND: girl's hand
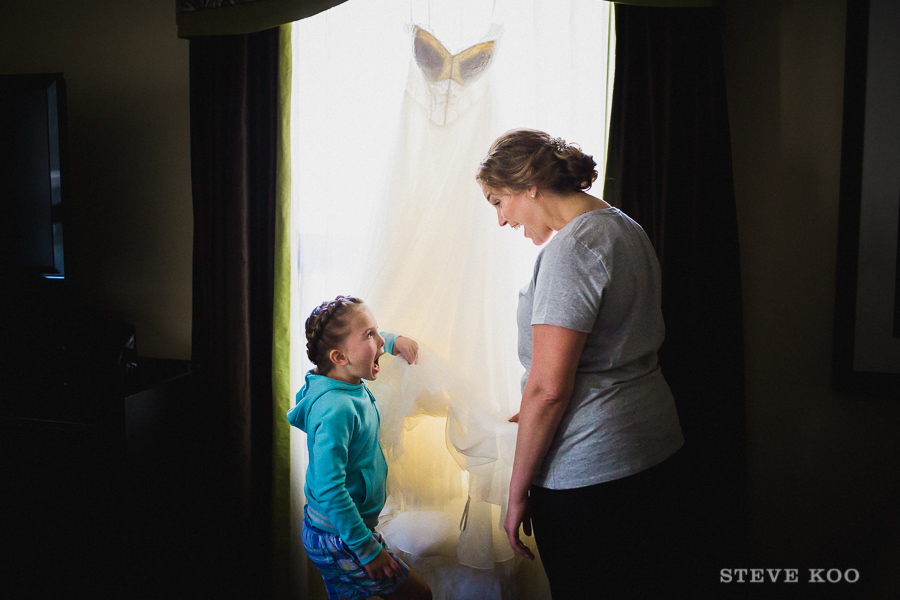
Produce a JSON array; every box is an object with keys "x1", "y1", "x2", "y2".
[
  {"x1": 363, "y1": 548, "x2": 404, "y2": 583},
  {"x1": 392, "y1": 336, "x2": 419, "y2": 364}
]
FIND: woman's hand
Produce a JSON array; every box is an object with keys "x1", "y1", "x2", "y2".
[
  {"x1": 392, "y1": 336, "x2": 419, "y2": 364},
  {"x1": 503, "y1": 495, "x2": 535, "y2": 561},
  {"x1": 363, "y1": 548, "x2": 404, "y2": 583},
  {"x1": 504, "y1": 324, "x2": 586, "y2": 559}
]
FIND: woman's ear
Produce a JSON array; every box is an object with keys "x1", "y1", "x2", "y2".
[
  {"x1": 529, "y1": 185, "x2": 538, "y2": 199},
  {"x1": 329, "y1": 348, "x2": 348, "y2": 367}
]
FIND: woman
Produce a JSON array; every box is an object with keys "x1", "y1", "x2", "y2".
[{"x1": 476, "y1": 129, "x2": 685, "y2": 598}]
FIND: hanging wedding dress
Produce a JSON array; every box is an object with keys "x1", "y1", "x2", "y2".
[{"x1": 358, "y1": 18, "x2": 550, "y2": 600}]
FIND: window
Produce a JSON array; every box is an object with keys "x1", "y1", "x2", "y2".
[{"x1": 289, "y1": 1, "x2": 614, "y2": 595}]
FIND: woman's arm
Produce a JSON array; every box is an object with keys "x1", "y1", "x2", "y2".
[{"x1": 504, "y1": 323, "x2": 587, "y2": 560}]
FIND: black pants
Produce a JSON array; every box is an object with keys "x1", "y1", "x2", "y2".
[{"x1": 529, "y1": 451, "x2": 688, "y2": 599}]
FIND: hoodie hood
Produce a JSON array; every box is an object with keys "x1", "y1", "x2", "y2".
[{"x1": 287, "y1": 370, "x2": 366, "y2": 432}]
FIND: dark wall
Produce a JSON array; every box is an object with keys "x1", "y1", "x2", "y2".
[
  {"x1": 2, "y1": 6, "x2": 193, "y2": 595},
  {"x1": 0, "y1": 0, "x2": 192, "y2": 360},
  {"x1": 724, "y1": 0, "x2": 900, "y2": 597}
]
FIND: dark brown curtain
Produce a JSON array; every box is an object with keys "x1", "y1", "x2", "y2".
[
  {"x1": 186, "y1": 26, "x2": 278, "y2": 599},
  {"x1": 604, "y1": 4, "x2": 749, "y2": 592}
]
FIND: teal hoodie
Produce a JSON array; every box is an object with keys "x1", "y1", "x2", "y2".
[{"x1": 287, "y1": 334, "x2": 395, "y2": 564}]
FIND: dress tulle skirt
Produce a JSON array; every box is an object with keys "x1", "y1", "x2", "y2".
[{"x1": 369, "y1": 349, "x2": 549, "y2": 598}]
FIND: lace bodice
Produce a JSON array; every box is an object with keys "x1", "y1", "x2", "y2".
[
  {"x1": 408, "y1": 25, "x2": 499, "y2": 125},
  {"x1": 413, "y1": 26, "x2": 495, "y2": 85}
]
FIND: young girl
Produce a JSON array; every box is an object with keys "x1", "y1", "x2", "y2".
[{"x1": 288, "y1": 295, "x2": 432, "y2": 600}]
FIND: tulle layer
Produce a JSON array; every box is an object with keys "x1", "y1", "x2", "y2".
[{"x1": 370, "y1": 348, "x2": 517, "y2": 569}]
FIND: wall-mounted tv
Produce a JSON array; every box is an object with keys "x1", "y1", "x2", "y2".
[{"x1": 1, "y1": 73, "x2": 70, "y2": 280}]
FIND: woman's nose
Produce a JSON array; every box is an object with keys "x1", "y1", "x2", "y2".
[{"x1": 497, "y1": 211, "x2": 508, "y2": 227}]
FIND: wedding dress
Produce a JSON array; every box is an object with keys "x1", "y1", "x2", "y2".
[{"x1": 359, "y1": 21, "x2": 550, "y2": 600}]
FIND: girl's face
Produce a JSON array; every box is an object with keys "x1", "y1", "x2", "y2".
[
  {"x1": 483, "y1": 185, "x2": 553, "y2": 245},
  {"x1": 335, "y1": 305, "x2": 385, "y2": 384}
]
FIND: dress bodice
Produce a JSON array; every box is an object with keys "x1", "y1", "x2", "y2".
[
  {"x1": 408, "y1": 25, "x2": 499, "y2": 125},
  {"x1": 413, "y1": 26, "x2": 495, "y2": 86}
]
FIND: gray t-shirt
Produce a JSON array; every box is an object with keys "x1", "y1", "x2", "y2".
[{"x1": 517, "y1": 207, "x2": 684, "y2": 489}]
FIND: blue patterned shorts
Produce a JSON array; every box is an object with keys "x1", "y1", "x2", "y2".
[{"x1": 302, "y1": 516, "x2": 410, "y2": 600}]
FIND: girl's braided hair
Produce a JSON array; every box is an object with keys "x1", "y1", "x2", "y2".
[{"x1": 305, "y1": 295, "x2": 364, "y2": 375}]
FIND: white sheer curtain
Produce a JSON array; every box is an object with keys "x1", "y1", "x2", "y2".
[{"x1": 289, "y1": 1, "x2": 614, "y2": 598}]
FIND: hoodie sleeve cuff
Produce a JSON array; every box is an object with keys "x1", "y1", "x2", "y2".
[
  {"x1": 380, "y1": 331, "x2": 396, "y2": 356},
  {"x1": 353, "y1": 533, "x2": 383, "y2": 565}
]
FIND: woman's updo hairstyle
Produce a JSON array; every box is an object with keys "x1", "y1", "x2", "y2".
[
  {"x1": 305, "y1": 295, "x2": 364, "y2": 374},
  {"x1": 476, "y1": 128, "x2": 598, "y2": 194}
]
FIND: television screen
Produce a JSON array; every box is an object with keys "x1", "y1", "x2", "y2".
[{"x1": 0, "y1": 73, "x2": 68, "y2": 279}]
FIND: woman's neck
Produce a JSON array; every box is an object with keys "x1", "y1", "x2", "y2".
[{"x1": 541, "y1": 191, "x2": 610, "y2": 231}]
